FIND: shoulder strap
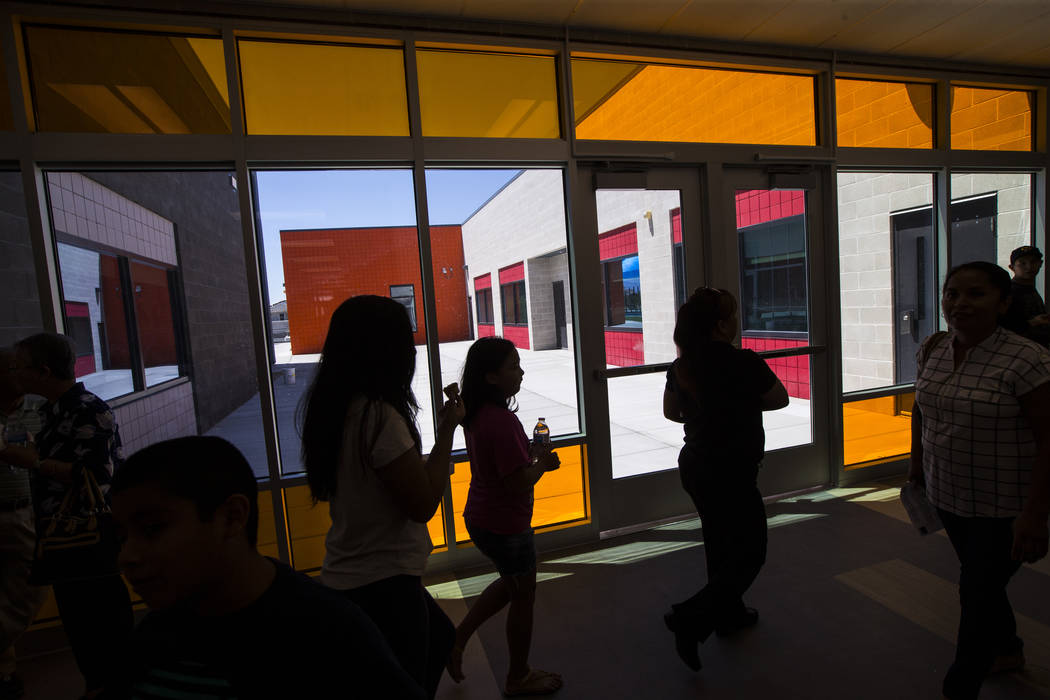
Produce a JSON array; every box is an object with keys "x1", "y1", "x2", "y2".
[{"x1": 919, "y1": 330, "x2": 949, "y2": 366}]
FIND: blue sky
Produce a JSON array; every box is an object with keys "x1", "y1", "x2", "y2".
[{"x1": 255, "y1": 169, "x2": 520, "y2": 303}]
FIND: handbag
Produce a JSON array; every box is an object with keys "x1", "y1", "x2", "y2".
[{"x1": 31, "y1": 468, "x2": 120, "y2": 585}]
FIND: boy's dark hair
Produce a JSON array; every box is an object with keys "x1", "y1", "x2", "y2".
[
  {"x1": 943, "y1": 261, "x2": 1012, "y2": 300},
  {"x1": 15, "y1": 332, "x2": 76, "y2": 381},
  {"x1": 112, "y1": 436, "x2": 260, "y2": 546},
  {"x1": 460, "y1": 336, "x2": 518, "y2": 430}
]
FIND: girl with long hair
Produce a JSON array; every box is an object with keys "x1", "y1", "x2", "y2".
[
  {"x1": 662, "y1": 287, "x2": 788, "y2": 671},
  {"x1": 299, "y1": 295, "x2": 463, "y2": 699},
  {"x1": 445, "y1": 337, "x2": 563, "y2": 696}
]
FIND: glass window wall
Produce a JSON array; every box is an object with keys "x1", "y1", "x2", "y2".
[
  {"x1": 950, "y1": 86, "x2": 1033, "y2": 151},
  {"x1": 835, "y1": 79, "x2": 933, "y2": 149}
]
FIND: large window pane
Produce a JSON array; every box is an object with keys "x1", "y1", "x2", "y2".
[
  {"x1": 736, "y1": 189, "x2": 812, "y2": 450},
  {"x1": 835, "y1": 79, "x2": 933, "y2": 148},
  {"x1": 426, "y1": 168, "x2": 581, "y2": 454},
  {"x1": 417, "y1": 49, "x2": 559, "y2": 138},
  {"x1": 25, "y1": 26, "x2": 229, "y2": 134},
  {"x1": 48, "y1": 171, "x2": 266, "y2": 475},
  {"x1": 238, "y1": 39, "x2": 409, "y2": 136},
  {"x1": 843, "y1": 392, "x2": 913, "y2": 468},
  {"x1": 573, "y1": 59, "x2": 816, "y2": 145},
  {"x1": 951, "y1": 86, "x2": 1033, "y2": 151},
  {"x1": 837, "y1": 173, "x2": 934, "y2": 391},
  {"x1": 949, "y1": 173, "x2": 1032, "y2": 269},
  {"x1": 0, "y1": 172, "x2": 44, "y2": 346}
]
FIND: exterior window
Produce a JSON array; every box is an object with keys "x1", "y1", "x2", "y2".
[
  {"x1": 476, "y1": 288, "x2": 494, "y2": 324},
  {"x1": 390, "y1": 284, "x2": 417, "y2": 332},
  {"x1": 500, "y1": 280, "x2": 528, "y2": 325},
  {"x1": 602, "y1": 255, "x2": 642, "y2": 329},
  {"x1": 672, "y1": 243, "x2": 686, "y2": 310},
  {"x1": 738, "y1": 215, "x2": 808, "y2": 333}
]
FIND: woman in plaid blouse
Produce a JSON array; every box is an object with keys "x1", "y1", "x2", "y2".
[{"x1": 910, "y1": 261, "x2": 1050, "y2": 700}]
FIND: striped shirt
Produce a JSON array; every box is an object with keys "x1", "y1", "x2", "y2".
[{"x1": 916, "y1": 327, "x2": 1050, "y2": 517}]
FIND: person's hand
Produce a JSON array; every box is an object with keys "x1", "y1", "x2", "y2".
[
  {"x1": 437, "y1": 385, "x2": 464, "y2": 432},
  {"x1": 1029, "y1": 314, "x2": 1050, "y2": 327},
  {"x1": 536, "y1": 450, "x2": 560, "y2": 472},
  {"x1": 1011, "y1": 508, "x2": 1049, "y2": 563}
]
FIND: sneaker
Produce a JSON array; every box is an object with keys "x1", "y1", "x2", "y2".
[
  {"x1": 714, "y1": 607, "x2": 759, "y2": 637},
  {"x1": 0, "y1": 673, "x2": 24, "y2": 700}
]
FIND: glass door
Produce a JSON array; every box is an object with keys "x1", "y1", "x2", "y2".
[
  {"x1": 578, "y1": 168, "x2": 704, "y2": 530},
  {"x1": 718, "y1": 168, "x2": 830, "y2": 497}
]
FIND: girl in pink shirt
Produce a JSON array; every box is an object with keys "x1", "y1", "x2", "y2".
[{"x1": 447, "y1": 337, "x2": 562, "y2": 696}]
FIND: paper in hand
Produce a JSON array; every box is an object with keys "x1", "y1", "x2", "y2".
[{"x1": 899, "y1": 482, "x2": 943, "y2": 536}]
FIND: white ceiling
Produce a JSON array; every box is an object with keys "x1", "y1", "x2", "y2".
[{"x1": 215, "y1": 0, "x2": 1050, "y2": 71}]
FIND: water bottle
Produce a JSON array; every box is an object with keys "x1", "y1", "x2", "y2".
[{"x1": 533, "y1": 418, "x2": 550, "y2": 447}]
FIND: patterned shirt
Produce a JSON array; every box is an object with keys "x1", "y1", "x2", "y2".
[
  {"x1": 33, "y1": 382, "x2": 124, "y2": 518},
  {"x1": 916, "y1": 327, "x2": 1050, "y2": 517},
  {"x1": 0, "y1": 396, "x2": 45, "y2": 504}
]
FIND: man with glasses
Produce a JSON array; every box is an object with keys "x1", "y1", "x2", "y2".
[{"x1": 0, "y1": 348, "x2": 46, "y2": 700}]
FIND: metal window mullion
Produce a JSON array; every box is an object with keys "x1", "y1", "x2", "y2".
[
  {"x1": 222, "y1": 26, "x2": 291, "y2": 565},
  {"x1": 404, "y1": 35, "x2": 457, "y2": 553},
  {"x1": 117, "y1": 256, "x2": 146, "y2": 393}
]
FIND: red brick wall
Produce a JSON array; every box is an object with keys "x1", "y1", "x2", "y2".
[
  {"x1": 598, "y1": 222, "x2": 638, "y2": 259},
  {"x1": 741, "y1": 336, "x2": 809, "y2": 399},
  {"x1": 66, "y1": 301, "x2": 96, "y2": 376},
  {"x1": 281, "y1": 225, "x2": 469, "y2": 355},
  {"x1": 100, "y1": 254, "x2": 131, "y2": 368},
  {"x1": 474, "y1": 273, "x2": 491, "y2": 290},
  {"x1": 605, "y1": 330, "x2": 643, "y2": 367},
  {"x1": 499, "y1": 262, "x2": 524, "y2": 284},
  {"x1": 130, "y1": 261, "x2": 177, "y2": 367},
  {"x1": 477, "y1": 324, "x2": 495, "y2": 338},
  {"x1": 735, "y1": 190, "x2": 805, "y2": 228},
  {"x1": 503, "y1": 325, "x2": 530, "y2": 349},
  {"x1": 671, "y1": 207, "x2": 682, "y2": 244}
]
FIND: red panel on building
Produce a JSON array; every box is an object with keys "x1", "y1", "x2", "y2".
[
  {"x1": 65, "y1": 301, "x2": 96, "y2": 377},
  {"x1": 499, "y1": 262, "x2": 525, "y2": 284},
  {"x1": 503, "y1": 325, "x2": 530, "y2": 349},
  {"x1": 671, "y1": 208, "x2": 682, "y2": 245},
  {"x1": 474, "y1": 273, "x2": 491, "y2": 291},
  {"x1": 100, "y1": 254, "x2": 131, "y2": 369},
  {"x1": 735, "y1": 190, "x2": 806, "y2": 229},
  {"x1": 605, "y1": 330, "x2": 643, "y2": 367},
  {"x1": 281, "y1": 225, "x2": 470, "y2": 355},
  {"x1": 130, "y1": 262, "x2": 178, "y2": 367},
  {"x1": 477, "y1": 324, "x2": 496, "y2": 338},
  {"x1": 741, "y1": 336, "x2": 809, "y2": 399},
  {"x1": 598, "y1": 223, "x2": 638, "y2": 260}
]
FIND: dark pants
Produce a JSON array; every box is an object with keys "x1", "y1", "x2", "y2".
[
  {"x1": 52, "y1": 574, "x2": 133, "y2": 693},
  {"x1": 938, "y1": 509, "x2": 1023, "y2": 700},
  {"x1": 343, "y1": 574, "x2": 455, "y2": 700},
  {"x1": 674, "y1": 461, "x2": 767, "y2": 639}
]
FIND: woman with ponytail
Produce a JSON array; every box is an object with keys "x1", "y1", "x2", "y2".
[{"x1": 661, "y1": 287, "x2": 788, "y2": 672}]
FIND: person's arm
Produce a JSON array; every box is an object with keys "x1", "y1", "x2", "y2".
[
  {"x1": 0, "y1": 443, "x2": 74, "y2": 481},
  {"x1": 908, "y1": 402, "x2": 924, "y2": 486},
  {"x1": 663, "y1": 386, "x2": 684, "y2": 423},
  {"x1": 759, "y1": 380, "x2": 789, "y2": 411},
  {"x1": 1012, "y1": 383, "x2": 1050, "y2": 563},
  {"x1": 376, "y1": 396, "x2": 464, "y2": 523},
  {"x1": 503, "y1": 447, "x2": 560, "y2": 494}
]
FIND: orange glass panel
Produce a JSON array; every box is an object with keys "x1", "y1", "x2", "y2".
[
  {"x1": 256, "y1": 488, "x2": 281, "y2": 560},
  {"x1": 417, "y1": 50, "x2": 559, "y2": 138},
  {"x1": 572, "y1": 59, "x2": 816, "y2": 145},
  {"x1": 836, "y1": 79, "x2": 932, "y2": 148},
  {"x1": 285, "y1": 484, "x2": 446, "y2": 572},
  {"x1": 451, "y1": 444, "x2": 589, "y2": 543},
  {"x1": 951, "y1": 86, "x2": 1032, "y2": 151},
  {"x1": 239, "y1": 39, "x2": 409, "y2": 136},
  {"x1": 24, "y1": 25, "x2": 230, "y2": 134},
  {"x1": 842, "y1": 393, "x2": 914, "y2": 468}
]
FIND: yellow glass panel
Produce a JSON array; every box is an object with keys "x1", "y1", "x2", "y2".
[
  {"x1": 285, "y1": 484, "x2": 446, "y2": 572},
  {"x1": 239, "y1": 40, "x2": 409, "y2": 136},
  {"x1": 24, "y1": 25, "x2": 230, "y2": 134},
  {"x1": 572, "y1": 59, "x2": 816, "y2": 145},
  {"x1": 417, "y1": 50, "x2": 559, "y2": 138},
  {"x1": 951, "y1": 86, "x2": 1033, "y2": 151},
  {"x1": 836, "y1": 79, "x2": 932, "y2": 148},
  {"x1": 843, "y1": 393, "x2": 914, "y2": 467},
  {"x1": 256, "y1": 488, "x2": 281, "y2": 560},
  {"x1": 451, "y1": 444, "x2": 589, "y2": 543}
]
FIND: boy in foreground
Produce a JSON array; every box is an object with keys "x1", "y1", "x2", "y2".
[{"x1": 110, "y1": 435, "x2": 424, "y2": 699}]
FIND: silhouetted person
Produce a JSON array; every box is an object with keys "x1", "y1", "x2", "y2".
[
  {"x1": 3, "y1": 333, "x2": 131, "y2": 698},
  {"x1": 1002, "y1": 245, "x2": 1049, "y2": 347},
  {"x1": 446, "y1": 337, "x2": 562, "y2": 695},
  {"x1": 0, "y1": 348, "x2": 47, "y2": 699},
  {"x1": 661, "y1": 288, "x2": 788, "y2": 671},
  {"x1": 111, "y1": 436, "x2": 424, "y2": 699},
  {"x1": 910, "y1": 262, "x2": 1050, "y2": 699},
  {"x1": 299, "y1": 295, "x2": 462, "y2": 699}
]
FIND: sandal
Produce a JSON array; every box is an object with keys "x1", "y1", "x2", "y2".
[
  {"x1": 504, "y1": 668, "x2": 563, "y2": 696},
  {"x1": 446, "y1": 643, "x2": 465, "y2": 683}
]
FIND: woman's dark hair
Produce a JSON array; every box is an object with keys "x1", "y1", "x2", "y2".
[
  {"x1": 942, "y1": 261, "x2": 1012, "y2": 300},
  {"x1": 460, "y1": 336, "x2": 518, "y2": 430},
  {"x1": 672, "y1": 287, "x2": 737, "y2": 397},
  {"x1": 298, "y1": 295, "x2": 421, "y2": 503}
]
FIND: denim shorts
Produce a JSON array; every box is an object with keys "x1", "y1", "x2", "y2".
[{"x1": 465, "y1": 522, "x2": 536, "y2": 578}]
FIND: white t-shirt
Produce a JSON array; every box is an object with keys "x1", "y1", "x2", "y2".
[{"x1": 320, "y1": 396, "x2": 433, "y2": 590}]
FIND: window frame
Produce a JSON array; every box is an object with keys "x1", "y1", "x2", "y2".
[
  {"x1": 601, "y1": 253, "x2": 643, "y2": 332},
  {"x1": 500, "y1": 279, "x2": 528, "y2": 326},
  {"x1": 476, "y1": 287, "x2": 494, "y2": 325},
  {"x1": 389, "y1": 283, "x2": 418, "y2": 332}
]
